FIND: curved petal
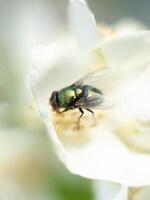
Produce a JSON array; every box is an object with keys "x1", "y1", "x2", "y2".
[
  {"x1": 101, "y1": 31, "x2": 150, "y2": 70},
  {"x1": 69, "y1": 0, "x2": 101, "y2": 52},
  {"x1": 29, "y1": 39, "x2": 87, "y2": 162},
  {"x1": 29, "y1": 38, "x2": 86, "y2": 98},
  {"x1": 94, "y1": 181, "x2": 128, "y2": 200},
  {"x1": 113, "y1": 18, "x2": 146, "y2": 36},
  {"x1": 62, "y1": 124, "x2": 150, "y2": 186},
  {"x1": 100, "y1": 31, "x2": 150, "y2": 153},
  {"x1": 133, "y1": 186, "x2": 150, "y2": 200}
]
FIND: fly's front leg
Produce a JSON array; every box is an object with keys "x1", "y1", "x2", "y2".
[
  {"x1": 76, "y1": 108, "x2": 84, "y2": 129},
  {"x1": 62, "y1": 108, "x2": 68, "y2": 113},
  {"x1": 57, "y1": 108, "x2": 68, "y2": 115},
  {"x1": 86, "y1": 108, "x2": 97, "y2": 126}
]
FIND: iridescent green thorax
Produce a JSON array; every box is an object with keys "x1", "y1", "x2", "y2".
[{"x1": 58, "y1": 85, "x2": 83, "y2": 108}]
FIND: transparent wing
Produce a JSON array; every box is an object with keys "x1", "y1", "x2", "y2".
[
  {"x1": 75, "y1": 93, "x2": 113, "y2": 110},
  {"x1": 74, "y1": 67, "x2": 116, "y2": 86}
]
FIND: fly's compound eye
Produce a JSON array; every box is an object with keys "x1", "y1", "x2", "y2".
[{"x1": 49, "y1": 91, "x2": 59, "y2": 111}]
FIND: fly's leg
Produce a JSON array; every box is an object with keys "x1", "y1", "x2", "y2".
[
  {"x1": 86, "y1": 108, "x2": 97, "y2": 126},
  {"x1": 86, "y1": 108, "x2": 94, "y2": 115},
  {"x1": 62, "y1": 108, "x2": 68, "y2": 113},
  {"x1": 57, "y1": 108, "x2": 68, "y2": 117},
  {"x1": 76, "y1": 108, "x2": 84, "y2": 129}
]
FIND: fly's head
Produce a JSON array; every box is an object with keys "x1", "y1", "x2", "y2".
[{"x1": 49, "y1": 91, "x2": 59, "y2": 112}]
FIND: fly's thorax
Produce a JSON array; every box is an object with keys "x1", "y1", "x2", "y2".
[
  {"x1": 58, "y1": 85, "x2": 78, "y2": 107},
  {"x1": 75, "y1": 88, "x2": 83, "y2": 97}
]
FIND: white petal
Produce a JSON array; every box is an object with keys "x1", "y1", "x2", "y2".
[
  {"x1": 107, "y1": 72, "x2": 150, "y2": 124},
  {"x1": 29, "y1": 38, "x2": 85, "y2": 98},
  {"x1": 113, "y1": 18, "x2": 146, "y2": 35},
  {"x1": 102, "y1": 31, "x2": 150, "y2": 70},
  {"x1": 29, "y1": 38, "x2": 87, "y2": 163},
  {"x1": 100, "y1": 32, "x2": 150, "y2": 152},
  {"x1": 62, "y1": 124, "x2": 150, "y2": 186},
  {"x1": 0, "y1": 128, "x2": 36, "y2": 162},
  {"x1": 69, "y1": 0, "x2": 101, "y2": 52},
  {"x1": 94, "y1": 181, "x2": 128, "y2": 200},
  {"x1": 133, "y1": 186, "x2": 150, "y2": 200}
]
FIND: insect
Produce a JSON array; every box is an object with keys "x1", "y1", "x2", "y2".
[{"x1": 49, "y1": 67, "x2": 114, "y2": 127}]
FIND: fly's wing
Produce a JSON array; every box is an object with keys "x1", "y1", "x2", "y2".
[
  {"x1": 75, "y1": 91, "x2": 113, "y2": 110},
  {"x1": 74, "y1": 67, "x2": 115, "y2": 109},
  {"x1": 74, "y1": 67, "x2": 116, "y2": 86}
]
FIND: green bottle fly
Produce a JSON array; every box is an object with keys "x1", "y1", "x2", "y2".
[{"x1": 49, "y1": 68, "x2": 113, "y2": 126}]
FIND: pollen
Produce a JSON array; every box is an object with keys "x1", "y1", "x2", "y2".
[{"x1": 50, "y1": 109, "x2": 104, "y2": 149}]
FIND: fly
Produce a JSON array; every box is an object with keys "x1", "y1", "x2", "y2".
[{"x1": 49, "y1": 67, "x2": 114, "y2": 128}]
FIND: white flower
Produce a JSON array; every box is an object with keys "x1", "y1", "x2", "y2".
[
  {"x1": 98, "y1": 18, "x2": 146, "y2": 39},
  {"x1": 29, "y1": 0, "x2": 150, "y2": 188}
]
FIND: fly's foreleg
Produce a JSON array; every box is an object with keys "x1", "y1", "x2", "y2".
[{"x1": 62, "y1": 108, "x2": 68, "y2": 113}]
